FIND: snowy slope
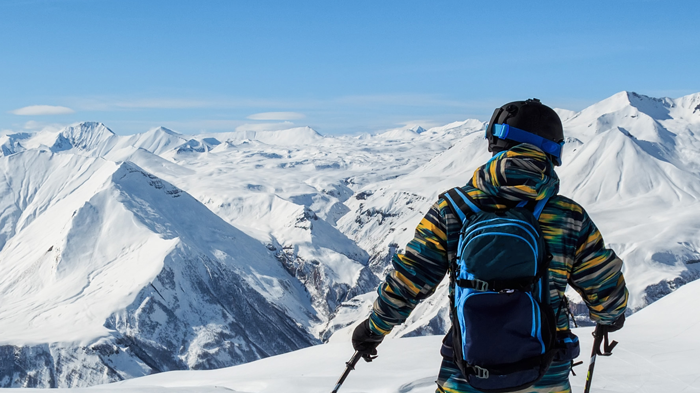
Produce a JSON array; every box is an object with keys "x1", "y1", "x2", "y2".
[
  {"x1": 127, "y1": 121, "x2": 475, "y2": 334},
  {"x1": 124, "y1": 127, "x2": 189, "y2": 156},
  {"x1": 0, "y1": 120, "x2": 473, "y2": 386},
  {"x1": 556, "y1": 92, "x2": 700, "y2": 309},
  {"x1": 0, "y1": 152, "x2": 318, "y2": 387},
  {"x1": 50, "y1": 122, "x2": 120, "y2": 156},
  {"x1": 8, "y1": 277, "x2": 696, "y2": 393},
  {"x1": 1, "y1": 91, "x2": 699, "y2": 387},
  {"x1": 331, "y1": 91, "x2": 700, "y2": 340},
  {"x1": 337, "y1": 124, "x2": 489, "y2": 276}
]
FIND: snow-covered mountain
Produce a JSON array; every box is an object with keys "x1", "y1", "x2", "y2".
[
  {"x1": 0, "y1": 119, "x2": 470, "y2": 387},
  {"x1": 0, "y1": 152, "x2": 318, "y2": 387},
  {"x1": 0, "y1": 91, "x2": 699, "y2": 387},
  {"x1": 332, "y1": 91, "x2": 700, "y2": 339},
  {"x1": 5, "y1": 269, "x2": 699, "y2": 393}
]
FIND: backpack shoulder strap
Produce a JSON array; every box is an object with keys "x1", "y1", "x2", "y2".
[
  {"x1": 440, "y1": 187, "x2": 481, "y2": 223},
  {"x1": 533, "y1": 196, "x2": 551, "y2": 220},
  {"x1": 441, "y1": 188, "x2": 551, "y2": 221},
  {"x1": 439, "y1": 187, "x2": 479, "y2": 306},
  {"x1": 513, "y1": 196, "x2": 551, "y2": 219}
]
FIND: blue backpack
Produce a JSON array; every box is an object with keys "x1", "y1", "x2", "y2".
[{"x1": 441, "y1": 187, "x2": 557, "y2": 392}]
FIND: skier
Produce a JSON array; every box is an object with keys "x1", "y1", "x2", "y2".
[{"x1": 351, "y1": 99, "x2": 628, "y2": 393}]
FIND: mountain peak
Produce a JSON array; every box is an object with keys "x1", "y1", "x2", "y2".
[
  {"x1": 51, "y1": 122, "x2": 117, "y2": 153},
  {"x1": 593, "y1": 91, "x2": 654, "y2": 109},
  {"x1": 148, "y1": 126, "x2": 181, "y2": 136},
  {"x1": 572, "y1": 91, "x2": 675, "y2": 124},
  {"x1": 65, "y1": 122, "x2": 115, "y2": 135},
  {"x1": 626, "y1": 91, "x2": 674, "y2": 108},
  {"x1": 228, "y1": 126, "x2": 324, "y2": 145},
  {"x1": 375, "y1": 124, "x2": 428, "y2": 140},
  {"x1": 673, "y1": 92, "x2": 700, "y2": 112}
]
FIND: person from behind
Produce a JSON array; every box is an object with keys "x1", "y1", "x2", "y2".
[{"x1": 352, "y1": 98, "x2": 628, "y2": 393}]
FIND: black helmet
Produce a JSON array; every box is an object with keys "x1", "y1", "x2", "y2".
[{"x1": 485, "y1": 98, "x2": 565, "y2": 165}]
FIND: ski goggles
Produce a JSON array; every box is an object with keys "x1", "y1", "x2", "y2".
[{"x1": 486, "y1": 123, "x2": 565, "y2": 166}]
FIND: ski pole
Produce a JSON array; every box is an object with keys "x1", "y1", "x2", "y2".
[
  {"x1": 583, "y1": 325, "x2": 618, "y2": 393},
  {"x1": 331, "y1": 351, "x2": 362, "y2": 393}
]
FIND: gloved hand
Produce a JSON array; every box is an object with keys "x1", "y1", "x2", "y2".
[
  {"x1": 592, "y1": 314, "x2": 624, "y2": 356},
  {"x1": 352, "y1": 319, "x2": 385, "y2": 362},
  {"x1": 599, "y1": 314, "x2": 625, "y2": 334}
]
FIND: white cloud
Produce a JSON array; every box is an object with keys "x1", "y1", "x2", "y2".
[
  {"x1": 235, "y1": 121, "x2": 296, "y2": 132},
  {"x1": 247, "y1": 112, "x2": 305, "y2": 121},
  {"x1": 22, "y1": 120, "x2": 67, "y2": 133},
  {"x1": 10, "y1": 105, "x2": 75, "y2": 116}
]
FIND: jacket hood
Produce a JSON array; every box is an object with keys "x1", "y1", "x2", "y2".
[{"x1": 471, "y1": 143, "x2": 559, "y2": 203}]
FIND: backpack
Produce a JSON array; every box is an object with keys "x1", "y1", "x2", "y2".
[{"x1": 440, "y1": 187, "x2": 557, "y2": 392}]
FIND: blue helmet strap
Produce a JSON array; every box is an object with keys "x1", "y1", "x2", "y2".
[{"x1": 491, "y1": 123, "x2": 564, "y2": 165}]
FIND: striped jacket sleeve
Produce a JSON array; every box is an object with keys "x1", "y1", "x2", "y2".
[
  {"x1": 570, "y1": 211, "x2": 629, "y2": 325},
  {"x1": 368, "y1": 201, "x2": 450, "y2": 335}
]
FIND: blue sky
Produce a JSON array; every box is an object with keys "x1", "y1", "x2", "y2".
[{"x1": 1, "y1": 0, "x2": 698, "y2": 135}]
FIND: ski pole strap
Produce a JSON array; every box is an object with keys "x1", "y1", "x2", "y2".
[
  {"x1": 592, "y1": 325, "x2": 618, "y2": 356},
  {"x1": 570, "y1": 360, "x2": 583, "y2": 376}
]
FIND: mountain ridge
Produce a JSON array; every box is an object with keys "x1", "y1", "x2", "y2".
[{"x1": 0, "y1": 90, "x2": 698, "y2": 387}]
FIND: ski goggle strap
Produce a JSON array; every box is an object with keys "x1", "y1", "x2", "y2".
[{"x1": 490, "y1": 123, "x2": 564, "y2": 165}]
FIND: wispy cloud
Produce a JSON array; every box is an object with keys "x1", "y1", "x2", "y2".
[
  {"x1": 246, "y1": 112, "x2": 305, "y2": 121},
  {"x1": 22, "y1": 120, "x2": 67, "y2": 132},
  {"x1": 48, "y1": 93, "x2": 496, "y2": 135},
  {"x1": 66, "y1": 93, "x2": 491, "y2": 115},
  {"x1": 235, "y1": 121, "x2": 296, "y2": 132},
  {"x1": 10, "y1": 105, "x2": 74, "y2": 116}
]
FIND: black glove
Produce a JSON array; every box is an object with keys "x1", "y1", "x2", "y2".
[
  {"x1": 599, "y1": 314, "x2": 625, "y2": 334},
  {"x1": 592, "y1": 314, "x2": 624, "y2": 356},
  {"x1": 352, "y1": 319, "x2": 385, "y2": 362}
]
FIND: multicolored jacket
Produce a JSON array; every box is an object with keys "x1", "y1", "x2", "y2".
[{"x1": 368, "y1": 143, "x2": 628, "y2": 342}]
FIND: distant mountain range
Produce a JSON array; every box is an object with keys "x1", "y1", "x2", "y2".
[{"x1": 0, "y1": 91, "x2": 698, "y2": 387}]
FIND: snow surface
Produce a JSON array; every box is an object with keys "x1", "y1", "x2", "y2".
[
  {"x1": 1, "y1": 91, "x2": 699, "y2": 387},
  {"x1": 7, "y1": 275, "x2": 698, "y2": 392}
]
